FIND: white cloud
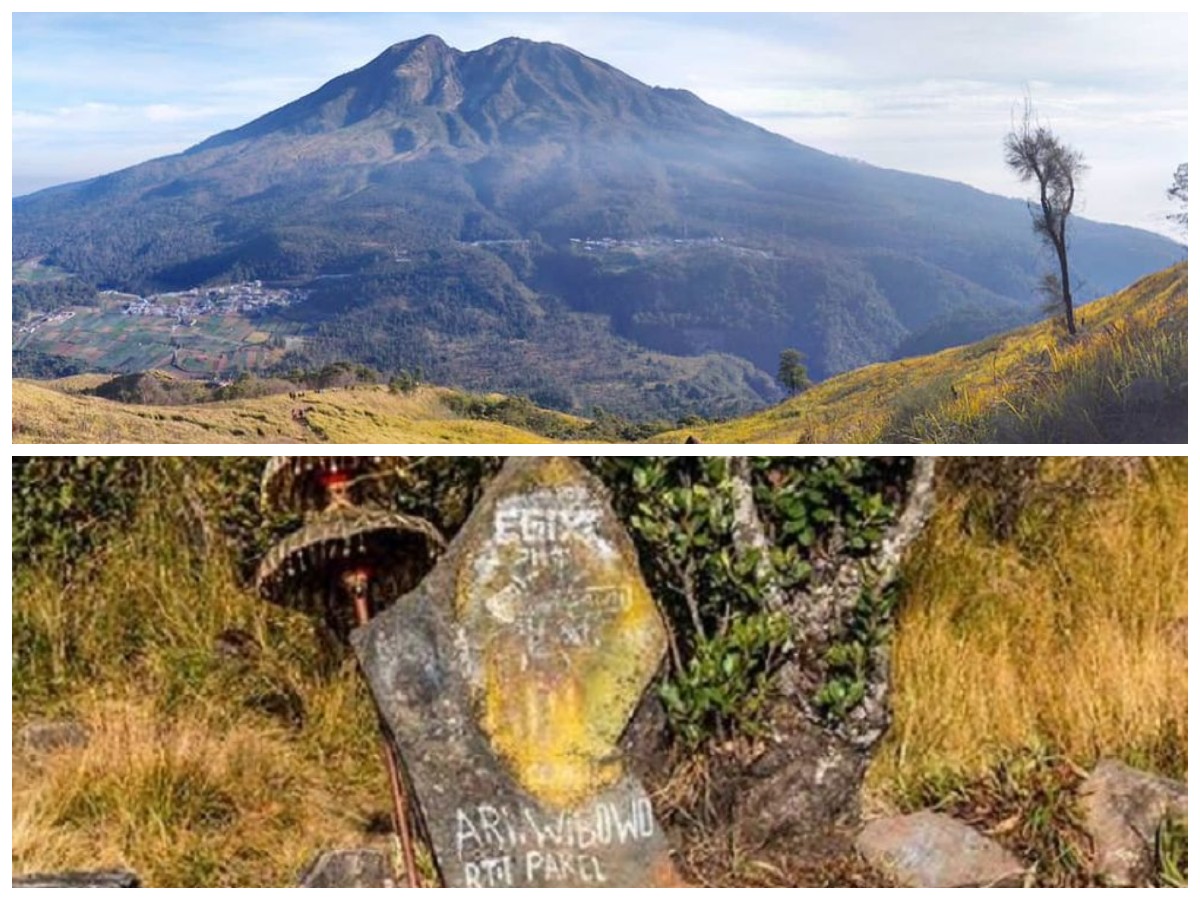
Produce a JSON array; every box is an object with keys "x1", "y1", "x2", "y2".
[{"x1": 11, "y1": 12, "x2": 1187, "y2": 234}]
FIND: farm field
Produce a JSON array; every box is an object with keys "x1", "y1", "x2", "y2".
[
  {"x1": 14, "y1": 301, "x2": 305, "y2": 375},
  {"x1": 13, "y1": 257, "x2": 71, "y2": 283}
]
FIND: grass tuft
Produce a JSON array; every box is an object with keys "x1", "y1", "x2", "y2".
[
  {"x1": 873, "y1": 458, "x2": 1187, "y2": 792},
  {"x1": 13, "y1": 500, "x2": 393, "y2": 886}
]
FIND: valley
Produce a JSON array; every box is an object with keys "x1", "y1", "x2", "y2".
[{"x1": 14, "y1": 262, "x2": 1186, "y2": 445}]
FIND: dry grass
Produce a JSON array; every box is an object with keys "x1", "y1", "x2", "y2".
[
  {"x1": 655, "y1": 262, "x2": 1187, "y2": 443},
  {"x1": 871, "y1": 458, "x2": 1188, "y2": 800},
  {"x1": 11, "y1": 382, "x2": 558, "y2": 444},
  {"x1": 12, "y1": 506, "x2": 397, "y2": 886},
  {"x1": 13, "y1": 703, "x2": 367, "y2": 887}
]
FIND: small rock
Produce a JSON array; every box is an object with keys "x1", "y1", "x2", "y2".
[
  {"x1": 213, "y1": 628, "x2": 261, "y2": 662},
  {"x1": 734, "y1": 729, "x2": 867, "y2": 863},
  {"x1": 17, "y1": 720, "x2": 90, "y2": 756},
  {"x1": 1079, "y1": 759, "x2": 1187, "y2": 886},
  {"x1": 299, "y1": 848, "x2": 394, "y2": 888},
  {"x1": 13, "y1": 870, "x2": 140, "y2": 887},
  {"x1": 245, "y1": 683, "x2": 306, "y2": 729},
  {"x1": 856, "y1": 810, "x2": 1026, "y2": 887}
]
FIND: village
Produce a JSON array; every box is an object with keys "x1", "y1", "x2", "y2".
[
  {"x1": 565, "y1": 235, "x2": 776, "y2": 261},
  {"x1": 113, "y1": 281, "x2": 302, "y2": 320},
  {"x1": 15, "y1": 308, "x2": 76, "y2": 336}
]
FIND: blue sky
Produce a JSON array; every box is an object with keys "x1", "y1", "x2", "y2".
[{"x1": 11, "y1": 12, "x2": 1188, "y2": 237}]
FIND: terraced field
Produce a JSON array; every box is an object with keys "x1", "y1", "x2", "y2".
[{"x1": 15, "y1": 302, "x2": 304, "y2": 374}]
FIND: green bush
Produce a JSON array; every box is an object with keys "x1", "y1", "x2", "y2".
[{"x1": 596, "y1": 456, "x2": 905, "y2": 747}]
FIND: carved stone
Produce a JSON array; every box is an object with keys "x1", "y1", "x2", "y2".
[{"x1": 353, "y1": 457, "x2": 683, "y2": 887}]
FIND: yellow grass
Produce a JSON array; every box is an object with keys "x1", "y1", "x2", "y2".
[
  {"x1": 869, "y1": 458, "x2": 1188, "y2": 804},
  {"x1": 12, "y1": 383, "x2": 556, "y2": 444},
  {"x1": 13, "y1": 507, "x2": 392, "y2": 886},
  {"x1": 654, "y1": 263, "x2": 1187, "y2": 443},
  {"x1": 13, "y1": 702, "x2": 369, "y2": 886}
]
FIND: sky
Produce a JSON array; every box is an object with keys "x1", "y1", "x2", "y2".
[{"x1": 11, "y1": 11, "x2": 1189, "y2": 238}]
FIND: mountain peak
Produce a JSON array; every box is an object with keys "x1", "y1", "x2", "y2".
[
  {"x1": 380, "y1": 33, "x2": 453, "y2": 60},
  {"x1": 191, "y1": 32, "x2": 723, "y2": 154}
]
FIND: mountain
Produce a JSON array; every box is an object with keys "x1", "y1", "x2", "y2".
[{"x1": 13, "y1": 35, "x2": 1184, "y2": 419}]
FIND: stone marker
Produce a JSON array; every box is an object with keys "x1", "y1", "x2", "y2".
[
  {"x1": 298, "y1": 848, "x2": 394, "y2": 888},
  {"x1": 16, "y1": 720, "x2": 90, "y2": 756},
  {"x1": 353, "y1": 457, "x2": 683, "y2": 887}
]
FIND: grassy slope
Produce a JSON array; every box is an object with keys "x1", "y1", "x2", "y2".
[
  {"x1": 12, "y1": 382, "x2": 556, "y2": 444},
  {"x1": 655, "y1": 262, "x2": 1188, "y2": 443},
  {"x1": 11, "y1": 459, "x2": 1186, "y2": 886}
]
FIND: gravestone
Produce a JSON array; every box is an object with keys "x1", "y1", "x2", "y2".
[{"x1": 352, "y1": 457, "x2": 683, "y2": 887}]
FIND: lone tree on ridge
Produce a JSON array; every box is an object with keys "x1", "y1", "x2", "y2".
[{"x1": 1004, "y1": 98, "x2": 1086, "y2": 335}]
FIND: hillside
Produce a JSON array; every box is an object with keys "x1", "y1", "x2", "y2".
[
  {"x1": 658, "y1": 262, "x2": 1188, "y2": 444},
  {"x1": 11, "y1": 381, "x2": 557, "y2": 444},
  {"x1": 12, "y1": 35, "x2": 1182, "y2": 420}
]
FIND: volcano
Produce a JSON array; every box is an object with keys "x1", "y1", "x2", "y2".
[{"x1": 13, "y1": 35, "x2": 1182, "y2": 419}]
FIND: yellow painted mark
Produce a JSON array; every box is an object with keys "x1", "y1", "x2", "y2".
[{"x1": 456, "y1": 459, "x2": 667, "y2": 809}]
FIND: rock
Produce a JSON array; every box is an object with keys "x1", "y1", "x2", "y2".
[
  {"x1": 13, "y1": 870, "x2": 140, "y2": 887},
  {"x1": 352, "y1": 457, "x2": 683, "y2": 887},
  {"x1": 244, "y1": 683, "x2": 306, "y2": 729},
  {"x1": 735, "y1": 728, "x2": 867, "y2": 860},
  {"x1": 298, "y1": 848, "x2": 394, "y2": 888},
  {"x1": 213, "y1": 628, "x2": 261, "y2": 662},
  {"x1": 17, "y1": 719, "x2": 90, "y2": 756},
  {"x1": 856, "y1": 811, "x2": 1026, "y2": 887},
  {"x1": 1078, "y1": 759, "x2": 1187, "y2": 886}
]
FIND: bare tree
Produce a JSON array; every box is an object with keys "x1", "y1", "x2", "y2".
[
  {"x1": 1167, "y1": 163, "x2": 1188, "y2": 232},
  {"x1": 1004, "y1": 99, "x2": 1086, "y2": 335}
]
